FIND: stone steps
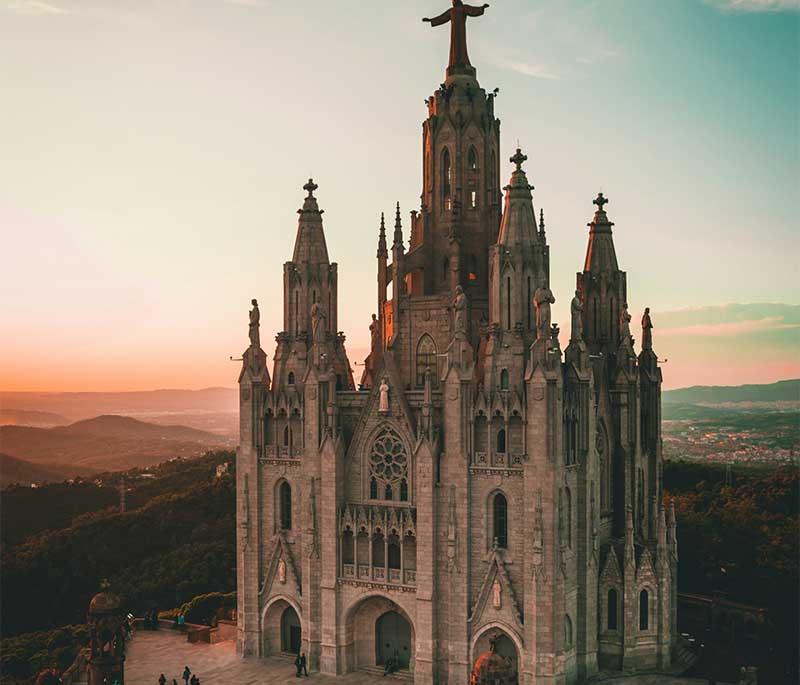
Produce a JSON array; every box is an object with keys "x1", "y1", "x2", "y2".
[{"x1": 359, "y1": 665, "x2": 415, "y2": 681}]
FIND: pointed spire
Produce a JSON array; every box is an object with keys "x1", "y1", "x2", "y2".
[
  {"x1": 377, "y1": 212, "x2": 387, "y2": 258},
  {"x1": 582, "y1": 190, "x2": 618, "y2": 273},
  {"x1": 624, "y1": 506, "x2": 636, "y2": 567},
  {"x1": 538, "y1": 208, "x2": 545, "y2": 235},
  {"x1": 497, "y1": 148, "x2": 537, "y2": 246},
  {"x1": 292, "y1": 178, "x2": 329, "y2": 265},
  {"x1": 657, "y1": 503, "x2": 668, "y2": 551},
  {"x1": 392, "y1": 202, "x2": 404, "y2": 250}
]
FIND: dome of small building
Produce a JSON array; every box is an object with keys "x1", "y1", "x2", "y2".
[
  {"x1": 470, "y1": 637, "x2": 517, "y2": 685},
  {"x1": 88, "y1": 589, "x2": 122, "y2": 615}
]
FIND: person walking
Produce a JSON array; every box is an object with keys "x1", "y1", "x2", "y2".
[
  {"x1": 294, "y1": 653, "x2": 302, "y2": 677},
  {"x1": 159, "y1": 675, "x2": 166, "y2": 685},
  {"x1": 299, "y1": 652, "x2": 309, "y2": 677},
  {"x1": 182, "y1": 666, "x2": 191, "y2": 685},
  {"x1": 189, "y1": 676, "x2": 198, "y2": 685}
]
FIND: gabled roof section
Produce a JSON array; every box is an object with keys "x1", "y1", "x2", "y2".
[{"x1": 470, "y1": 546, "x2": 524, "y2": 628}]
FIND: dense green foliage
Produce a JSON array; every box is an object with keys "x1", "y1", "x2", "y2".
[
  {"x1": 665, "y1": 461, "x2": 799, "y2": 678},
  {"x1": 173, "y1": 591, "x2": 237, "y2": 625},
  {"x1": 1, "y1": 451, "x2": 236, "y2": 637},
  {"x1": 0, "y1": 625, "x2": 89, "y2": 684}
]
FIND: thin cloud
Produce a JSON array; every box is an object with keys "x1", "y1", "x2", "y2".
[
  {"x1": 491, "y1": 57, "x2": 561, "y2": 80},
  {"x1": 3, "y1": 0, "x2": 65, "y2": 14},
  {"x1": 705, "y1": 0, "x2": 800, "y2": 11},
  {"x1": 657, "y1": 316, "x2": 800, "y2": 338},
  {"x1": 654, "y1": 303, "x2": 800, "y2": 337}
]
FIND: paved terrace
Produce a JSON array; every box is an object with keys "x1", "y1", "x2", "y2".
[{"x1": 125, "y1": 630, "x2": 714, "y2": 685}]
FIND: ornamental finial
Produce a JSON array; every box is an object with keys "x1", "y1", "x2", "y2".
[
  {"x1": 510, "y1": 148, "x2": 527, "y2": 171},
  {"x1": 303, "y1": 178, "x2": 318, "y2": 198},
  {"x1": 593, "y1": 191, "x2": 608, "y2": 212}
]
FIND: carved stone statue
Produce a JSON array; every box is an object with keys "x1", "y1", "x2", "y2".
[
  {"x1": 492, "y1": 578, "x2": 502, "y2": 609},
  {"x1": 533, "y1": 282, "x2": 555, "y2": 340},
  {"x1": 369, "y1": 313, "x2": 380, "y2": 347},
  {"x1": 570, "y1": 290, "x2": 583, "y2": 341},
  {"x1": 641, "y1": 307, "x2": 653, "y2": 350},
  {"x1": 619, "y1": 303, "x2": 632, "y2": 345},
  {"x1": 248, "y1": 298, "x2": 260, "y2": 348},
  {"x1": 453, "y1": 285, "x2": 468, "y2": 338},
  {"x1": 422, "y1": 1, "x2": 490, "y2": 71},
  {"x1": 310, "y1": 301, "x2": 326, "y2": 343},
  {"x1": 379, "y1": 378, "x2": 390, "y2": 413},
  {"x1": 277, "y1": 558, "x2": 286, "y2": 584}
]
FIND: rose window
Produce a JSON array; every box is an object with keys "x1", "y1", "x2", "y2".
[{"x1": 369, "y1": 426, "x2": 408, "y2": 501}]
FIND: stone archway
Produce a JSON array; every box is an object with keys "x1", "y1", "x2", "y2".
[
  {"x1": 261, "y1": 596, "x2": 303, "y2": 657},
  {"x1": 471, "y1": 625, "x2": 521, "y2": 680},
  {"x1": 343, "y1": 594, "x2": 416, "y2": 674}
]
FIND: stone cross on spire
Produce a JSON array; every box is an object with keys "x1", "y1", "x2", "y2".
[
  {"x1": 303, "y1": 178, "x2": 318, "y2": 198},
  {"x1": 423, "y1": 1, "x2": 490, "y2": 72},
  {"x1": 510, "y1": 147, "x2": 527, "y2": 171},
  {"x1": 593, "y1": 191, "x2": 609, "y2": 212}
]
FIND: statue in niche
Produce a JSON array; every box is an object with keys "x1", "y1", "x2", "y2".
[
  {"x1": 277, "y1": 558, "x2": 286, "y2": 584},
  {"x1": 641, "y1": 307, "x2": 653, "y2": 350},
  {"x1": 492, "y1": 578, "x2": 502, "y2": 609},
  {"x1": 310, "y1": 301, "x2": 326, "y2": 343},
  {"x1": 533, "y1": 281, "x2": 555, "y2": 340},
  {"x1": 619, "y1": 303, "x2": 632, "y2": 345},
  {"x1": 248, "y1": 299, "x2": 260, "y2": 348},
  {"x1": 570, "y1": 289, "x2": 583, "y2": 341},
  {"x1": 379, "y1": 378, "x2": 390, "y2": 413},
  {"x1": 452, "y1": 285, "x2": 468, "y2": 337}
]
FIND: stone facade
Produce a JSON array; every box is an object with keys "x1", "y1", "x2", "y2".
[{"x1": 236, "y1": 8, "x2": 677, "y2": 683}]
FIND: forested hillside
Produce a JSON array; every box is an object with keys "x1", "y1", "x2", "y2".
[{"x1": 1, "y1": 451, "x2": 236, "y2": 637}]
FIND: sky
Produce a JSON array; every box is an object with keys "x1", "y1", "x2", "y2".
[{"x1": 0, "y1": 0, "x2": 798, "y2": 392}]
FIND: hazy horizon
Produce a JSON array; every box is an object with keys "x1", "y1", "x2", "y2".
[{"x1": 2, "y1": 0, "x2": 798, "y2": 392}]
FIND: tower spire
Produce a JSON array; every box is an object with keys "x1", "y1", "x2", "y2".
[
  {"x1": 393, "y1": 202, "x2": 404, "y2": 249},
  {"x1": 292, "y1": 178, "x2": 329, "y2": 265},
  {"x1": 377, "y1": 212, "x2": 387, "y2": 257}
]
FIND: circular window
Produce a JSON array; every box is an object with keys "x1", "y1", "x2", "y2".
[{"x1": 369, "y1": 427, "x2": 408, "y2": 498}]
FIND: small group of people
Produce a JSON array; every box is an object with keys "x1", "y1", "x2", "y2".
[
  {"x1": 171, "y1": 614, "x2": 186, "y2": 630},
  {"x1": 158, "y1": 666, "x2": 200, "y2": 685},
  {"x1": 142, "y1": 609, "x2": 160, "y2": 630},
  {"x1": 294, "y1": 652, "x2": 309, "y2": 677}
]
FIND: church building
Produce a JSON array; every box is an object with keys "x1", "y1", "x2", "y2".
[{"x1": 236, "y1": 4, "x2": 678, "y2": 683}]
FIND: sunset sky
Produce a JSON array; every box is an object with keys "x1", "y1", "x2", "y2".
[{"x1": 1, "y1": 0, "x2": 798, "y2": 392}]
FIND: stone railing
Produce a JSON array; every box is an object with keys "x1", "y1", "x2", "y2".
[{"x1": 341, "y1": 563, "x2": 416, "y2": 588}]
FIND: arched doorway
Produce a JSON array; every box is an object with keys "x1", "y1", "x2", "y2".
[
  {"x1": 472, "y1": 627, "x2": 520, "y2": 680},
  {"x1": 343, "y1": 594, "x2": 416, "y2": 674},
  {"x1": 376, "y1": 610, "x2": 412, "y2": 669},
  {"x1": 281, "y1": 605, "x2": 301, "y2": 654}
]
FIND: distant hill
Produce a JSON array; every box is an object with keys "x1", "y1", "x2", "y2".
[
  {"x1": 663, "y1": 379, "x2": 800, "y2": 404},
  {"x1": 0, "y1": 388, "x2": 237, "y2": 421},
  {"x1": 0, "y1": 415, "x2": 233, "y2": 475},
  {"x1": 0, "y1": 453, "x2": 97, "y2": 488},
  {"x1": 0, "y1": 409, "x2": 69, "y2": 428}
]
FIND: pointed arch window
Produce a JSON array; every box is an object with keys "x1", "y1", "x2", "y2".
[
  {"x1": 416, "y1": 334, "x2": 437, "y2": 388},
  {"x1": 287, "y1": 371, "x2": 295, "y2": 385},
  {"x1": 468, "y1": 146, "x2": 478, "y2": 171},
  {"x1": 442, "y1": 148, "x2": 452, "y2": 210},
  {"x1": 283, "y1": 425, "x2": 291, "y2": 447},
  {"x1": 639, "y1": 589, "x2": 649, "y2": 630},
  {"x1": 607, "y1": 588, "x2": 618, "y2": 630},
  {"x1": 279, "y1": 481, "x2": 292, "y2": 530},
  {"x1": 500, "y1": 369, "x2": 509, "y2": 390},
  {"x1": 368, "y1": 425, "x2": 409, "y2": 502},
  {"x1": 496, "y1": 428, "x2": 506, "y2": 454},
  {"x1": 493, "y1": 492, "x2": 508, "y2": 548}
]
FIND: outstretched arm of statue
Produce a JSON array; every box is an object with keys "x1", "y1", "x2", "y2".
[
  {"x1": 423, "y1": 9, "x2": 452, "y2": 25},
  {"x1": 465, "y1": 3, "x2": 489, "y2": 16}
]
